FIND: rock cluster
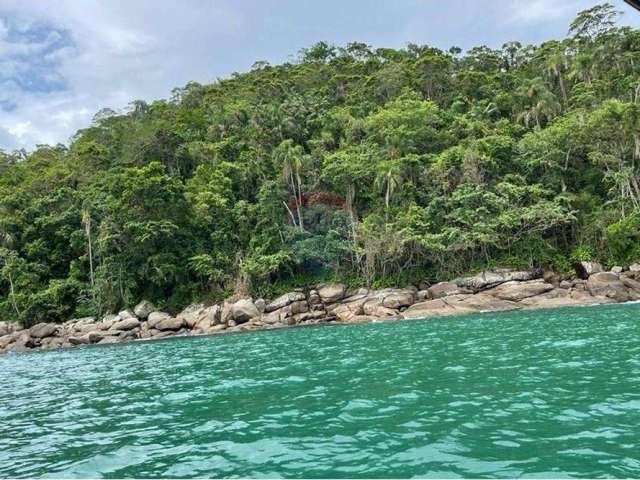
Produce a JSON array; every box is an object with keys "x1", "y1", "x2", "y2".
[{"x1": 2, "y1": 264, "x2": 640, "y2": 354}]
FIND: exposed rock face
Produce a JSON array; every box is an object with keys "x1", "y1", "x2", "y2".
[
  {"x1": 155, "y1": 317, "x2": 185, "y2": 331},
  {"x1": 0, "y1": 321, "x2": 18, "y2": 336},
  {"x1": 110, "y1": 317, "x2": 140, "y2": 331},
  {"x1": 455, "y1": 269, "x2": 542, "y2": 292},
  {"x1": 134, "y1": 300, "x2": 156, "y2": 319},
  {"x1": 230, "y1": 299, "x2": 260, "y2": 323},
  {"x1": 586, "y1": 272, "x2": 632, "y2": 302},
  {"x1": 29, "y1": 322, "x2": 58, "y2": 339},
  {"x1": 118, "y1": 310, "x2": 136, "y2": 320},
  {"x1": 317, "y1": 284, "x2": 346, "y2": 303},
  {"x1": 4, "y1": 263, "x2": 640, "y2": 355},
  {"x1": 487, "y1": 280, "x2": 554, "y2": 301},
  {"x1": 574, "y1": 261, "x2": 603, "y2": 279},
  {"x1": 382, "y1": 291, "x2": 415, "y2": 309},
  {"x1": 266, "y1": 292, "x2": 306, "y2": 312},
  {"x1": 147, "y1": 312, "x2": 172, "y2": 329},
  {"x1": 427, "y1": 281, "x2": 470, "y2": 299}
]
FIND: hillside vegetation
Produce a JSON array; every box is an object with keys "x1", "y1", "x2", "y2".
[{"x1": 1, "y1": 3, "x2": 639, "y2": 325}]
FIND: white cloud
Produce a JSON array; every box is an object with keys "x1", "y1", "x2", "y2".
[
  {"x1": 508, "y1": 0, "x2": 575, "y2": 23},
  {"x1": 0, "y1": 0, "x2": 638, "y2": 151}
]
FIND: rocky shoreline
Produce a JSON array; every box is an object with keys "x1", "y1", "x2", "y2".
[{"x1": 2, "y1": 262, "x2": 640, "y2": 355}]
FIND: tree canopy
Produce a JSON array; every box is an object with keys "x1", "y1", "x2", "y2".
[{"x1": 2, "y1": 3, "x2": 640, "y2": 325}]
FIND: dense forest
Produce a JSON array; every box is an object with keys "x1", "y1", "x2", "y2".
[{"x1": 1, "y1": 3, "x2": 639, "y2": 325}]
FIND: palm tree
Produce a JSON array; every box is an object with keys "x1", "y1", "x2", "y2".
[
  {"x1": 545, "y1": 49, "x2": 569, "y2": 106},
  {"x1": 274, "y1": 140, "x2": 305, "y2": 229},
  {"x1": 516, "y1": 78, "x2": 561, "y2": 129},
  {"x1": 375, "y1": 160, "x2": 402, "y2": 217}
]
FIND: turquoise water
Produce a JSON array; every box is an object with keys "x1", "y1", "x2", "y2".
[{"x1": 1, "y1": 303, "x2": 640, "y2": 478}]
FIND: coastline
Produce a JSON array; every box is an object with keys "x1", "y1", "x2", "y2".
[{"x1": 2, "y1": 264, "x2": 640, "y2": 355}]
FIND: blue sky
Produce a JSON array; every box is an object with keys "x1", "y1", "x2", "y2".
[{"x1": 0, "y1": 0, "x2": 638, "y2": 151}]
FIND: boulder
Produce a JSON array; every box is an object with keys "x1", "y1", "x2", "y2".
[
  {"x1": 362, "y1": 300, "x2": 398, "y2": 317},
  {"x1": 347, "y1": 315, "x2": 379, "y2": 324},
  {"x1": 266, "y1": 292, "x2": 306, "y2": 313},
  {"x1": 586, "y1": 272, "x2": 632, "y2": 302},
  {"x1": 195, "y1": 305, "x2": 222, "y2": 329},
  {"x1": 231, "y1": 299, "x2": 260, "y2": 323},
  {"x1": 416, "y1": 290, "x2": 429, "y2": 301},
  {"x1": 133, "y1": 300, "x2": 156, "y2": 319},
  {"x1": 155, "y1": 317, "x2": 186, "y2": 331},
  {"x1": 455, "y1": 269, "x2": 542, "y2": 292},
  {"x1": 0, "y1": 332, "x2": 21, "y2": 349},
  {"x1": 629, "y1": 263, "x2": 640, "y2": 272},
  {"x1": 176, "y1": 304, "x2": 206, "y2": 328},
  {"x1": 117, "y1": 309, "x2": 136, "y2": 320},
  {"x1": 403, "y1": 298, "x2": 461, "y2": 319},
  {"x1": 382, "y1": 290, "x2": 415, "y2": 309},
  {"x1": 611, "y1": 266, "x2": 624, "y2": 274},
  {"x1": 40, "y1": 337, "x2": 65, "y2": 350},
  {"x1": 201, "y1": 324, "x2": 227, "y2": 334},
  {"x1": 333, "y1": 300, "x2": 366, "y2": 322},
  {"x1": 486, "y1": 280, "x2": 554, "y2": 302},
  {"x1": 110, "y1": 317, "x2": 140, "y2": 331},
  {"x1": 147, "y1": 311, "x2": 172, "y2": 329},
  {"x1": 308, "y1": 289, "x2": 322, "y2": 305},
  {"x1": 68, "y1": 335, "x2": 91, "y2": 345},
  {"x1": 559, "y1": 280, "x2": 573, "y2": 289},
  {"x1": 29, "y1": 322, "x2": 58, "y2": 339},
  {"x1": 88, "y1": 330, "x2": 121, "y2": 343},
  {"x1": 0, "y1": 321, "x2": 18, "y2": 336},
  {"x1": 255, "y1": 298, "x2": 266, "y2": 314},
  {"x1": 620, "y1": 276, "x2": 640, "y2": 295},
  {"x1": 574, "y1": 261, "x2": 603, "y2": 279},
  {"x1": 317, "y1": 284, "x2": 346, "y2": 303},
  {"x1": 427, "y1": 281, "x2": 470, "y2": 299},
  {"x1": 98, "y1": 336, "x2": 120, "y2": 345},
  {"x1": 444, "y1": 293, "x2": 519, "y2": 313}
]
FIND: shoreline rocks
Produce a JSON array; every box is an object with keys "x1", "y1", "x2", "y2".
[{"x1": 2, "y1": 265, "x2": 640, "y2": 355}]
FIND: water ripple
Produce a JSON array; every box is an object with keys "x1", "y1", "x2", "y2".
[{"x1": 1, "y1": 303, "x2": 640, "y2": 478}]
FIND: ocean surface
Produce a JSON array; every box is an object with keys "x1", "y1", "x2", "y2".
[{"x1": 1, "y1": 303, "x2": 640, "y2": 478}]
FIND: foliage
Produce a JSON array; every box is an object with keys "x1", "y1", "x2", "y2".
[{"x1": 1, "y1": 4, "x2": 640, "y2": 322}]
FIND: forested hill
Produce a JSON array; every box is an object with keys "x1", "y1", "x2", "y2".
[{"x1": 1, "y1": 3, "x2": 639, "y2": 326}]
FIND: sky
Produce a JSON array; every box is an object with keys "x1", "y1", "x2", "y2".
[{"x1": 0, "y1": 0, "x2": 639, "y2": 151}]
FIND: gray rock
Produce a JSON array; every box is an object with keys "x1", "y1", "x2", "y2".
[
  {"x1": 29, "y1": 322, "x2": 58, "y2": 339},
  {"x1": 317, "y1": 284, "x2": 346, "y2": 303},
  {"x1": 559, "y1": 280, "x2": 573, "y2": 289},
  {"x1": 147, "y1": 311, "x2": 172, "y2": 329},
  {"x1": 0, "y1": 321, "x2": 18, "y2": 336},
  {"x1": 574, "y1": 261, "x2": 603, "y2": 279},
  {"x1": 88, "y1": 330, "x2": 121, "y2": 343},
  {"x1": 265, "y1": 292, "x2": 306, "y2": 312},
  {"x1": 98, "y1": 336, "x2": 120, "y2": 345},
  {"x1": 68, "y1": 335, "x2": 91, "y2": 345},
  {"x1": 231, "y1": 299, "x2": 260, "y2": 323},
  {"x1": 455, "y1": 270, "x2": 542, "y2": 292},
  {"x1": 133, "y1": 300, "x2": 156, "y2": 319},
  {"x1": 586, "y1": 272, "x2": 631, "y2": 302},
  {"x1": 486, "y1": 280, "x2": 554, "y2": 302},
  {"x1": 155, "y1": 317, "x2": 185, "y2": 331},
  {"x1": 382, "y1": 291, "x2": 415, "y2": 309},
  {"x1": 110, "y1": 317, "x2": 140, "y2": 331},
  {"x1": 611, "y1": 266, "x2": 624, "y2": 274},
  {"x1": 255, "y1": 298, "x2": 266, "y2": 314},
  {"x1": 117, "y1": 309, "x2": 136, "y2": 320},
  {"x1": 427, "y1": 281, "x2": 468, "y2": 299},
  {"x1": 629, "y1": 263, "x2": 640, "y2": 272},
  {"x1": 176, "y1": 304, "x2": 206, "y2": 328},
  {"x1": 362, "y1": 300, "x2": 399, "y2": 317}
]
